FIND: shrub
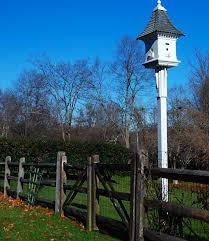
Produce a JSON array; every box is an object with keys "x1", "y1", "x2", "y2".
[{"x1": 0, "y1": 138, "x2": 131, "y2": 164}]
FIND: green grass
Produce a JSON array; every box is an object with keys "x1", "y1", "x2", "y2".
[
  {"x1": 147, "y1": 179, "x2": 209, "y2": 240},
  {"x1": 0, "y1": 193, "x2": 119, "y2": 241},
  {"x1": 2, "y1": 173, "x2": 209, "y2": 240}
]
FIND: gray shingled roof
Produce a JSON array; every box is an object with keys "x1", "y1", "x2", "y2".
[{"x1": 137, "y1": 9, "x2": 184, "y2": 40}]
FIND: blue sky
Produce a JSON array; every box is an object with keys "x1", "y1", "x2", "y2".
[{"x1": 0, "y1": 0, "x2": 208, "y2": 90}]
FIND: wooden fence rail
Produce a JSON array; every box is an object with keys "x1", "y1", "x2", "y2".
[
  {"x1": 0, "y1": 152, "x2": 209, "y2": 241},
  {"x1": 145, "y1": 199, "x2": 209, "y2": 223},
  {"x1": 150, "y1": 167, "x2": 209, "y2": 184}
]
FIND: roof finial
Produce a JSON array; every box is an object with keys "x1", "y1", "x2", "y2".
[{"x1": 154, "y1": 0, "x2": 166, "y2": 11}]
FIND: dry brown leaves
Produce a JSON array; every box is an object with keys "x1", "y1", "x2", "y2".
[
  {"x1": 169, "y1": 182, "x2": 209, "y2": 192},
  {"x1": 0, "y1": 192, "x2": 54, "y2": 216},
  {"x1": 0, "y1": 192, "x2": 85, "y2": 230}
]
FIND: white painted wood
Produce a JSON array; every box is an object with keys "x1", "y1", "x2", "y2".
[
  {"x1": 4, "y1": 156, "x2": 11, "y2": 196},
  {"x1": 156, "y1": 68, "x2": 169, "y2": 202},
  {"x1": 154, "y1": 0, "x2": 166, "y2": 11},
  {"x1": 144, "y1": 36, "x2": 180, "y2": 68},
  {"x1": 139, "y1": 0, "x2": 184, "y2": 203},
  {"x1": 17, "y1": 157, "x2": 25, "y2": 199}
]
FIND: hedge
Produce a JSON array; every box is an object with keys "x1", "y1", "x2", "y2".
[{"x1": 0, "y1": 139, "x2": 131, "y2": 164}]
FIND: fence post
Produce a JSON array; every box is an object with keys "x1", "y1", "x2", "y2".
[
  {"x1": 87, "y1": 155, "x2": 100, "y2": 232},
  {"x1": 87, "y1": 156, "x2": 93, "y2": 231},
  {"x1": 4, "y1": 156, "x2": 11, "y2": 197},
  {"x1": 130, "y1": 150, "x2": 147, "y2": 241},
  {"x1": 62, "y1": 155, "x2": 68, "y2": 208},
  {"x1": 55, "y1": 151, "x2": 67, "y2": 215},
  {"x1": 130, "y1": 154, "x2": 137, "y2": 241},
  {"x1": 17, "y1": 157, "x2": 25, "y2": 199},
  {"x1": 92, "y1": 155, "x2": 100, "y2": 230}
]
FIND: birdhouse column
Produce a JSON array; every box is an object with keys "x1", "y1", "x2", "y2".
[
  {"x1": 156, "y1": 67, "x2": 168, "y2": 201},
  {"x1": 137, "y1": 0, "x2": 184, "y2": 202}
]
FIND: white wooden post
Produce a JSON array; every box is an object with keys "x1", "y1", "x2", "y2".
[
  {"x1": 137, "y1": 0, "x2": 184, "y2": 202},
  {"x1": 155, "y1": 67, "x2": 169, "y2": 202},
  {"x1": 17, "y1": 157, "x2": 25, "y2": 199},
  {"x1": 55, "y1": 151, "x2": 67, "y2": 215},
  {"x1": 4, "y1": 156, "x2": 11, "y2": 196}
]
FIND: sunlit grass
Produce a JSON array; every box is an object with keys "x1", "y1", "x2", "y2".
[
  {"x1": 0, "y1": 193, "x2": 119, "y2": 241},
  {"x1": 1, "y1": 174, "x2": 209, "y2": 240}
]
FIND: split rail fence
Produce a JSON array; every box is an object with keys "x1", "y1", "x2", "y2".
[{"x1": 0, "y1": 151, "x2": 209, "y2": 241}]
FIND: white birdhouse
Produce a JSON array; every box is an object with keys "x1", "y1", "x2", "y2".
[{"x1": 137, "y1": 0, "x2": 184, "y2": 69}]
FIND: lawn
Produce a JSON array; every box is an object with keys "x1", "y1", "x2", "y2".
[
  {"x1": 0, "y1": 192, "x2": 119, "y2": 241},
  {"x1": 1, "y1": 172, "x2": 209, "y2": 241}
]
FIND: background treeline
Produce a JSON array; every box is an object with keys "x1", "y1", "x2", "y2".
[
  {"x1": 0, "y1": 139, "x2": 130, "y2": 164},
  {"x1": 0, "y1": 36, "x2": 209, "y2": 169}
]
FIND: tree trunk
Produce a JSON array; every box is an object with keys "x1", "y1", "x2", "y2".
[
  {"x1": 61, "y1": 123, "x2": 66, "y2": 142},
  {"x1": 125, "y1": 129, "x2": 130, "y2": 149}
]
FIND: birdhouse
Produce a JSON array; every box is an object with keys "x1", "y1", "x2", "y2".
[{"x1": 137, "y1": 0, "x2": 184, "y2": 69}]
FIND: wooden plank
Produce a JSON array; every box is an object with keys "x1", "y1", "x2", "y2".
[
  {"x1": 65, "y1": 163, "x2": 130, "y2": 172},
  {"x1": 98, "y1": 164, "x2": 131, "y2": 172},
  {"x1": 144, "y1": 230, "x2": 186, "y2": 241},
  {"x1": 43, "y1": 172, "x2": 75, "y2": 180},
  {"x1": 7, "y1": 171, "x2": 19, "y2": 176},
  {"x1": 101, "y1": 167, "x2": 130, "y2": 224},
  {"x1": 66, "y1": 174, "x2": 81, "y2": 180},
  {"x1": 63, "y1": 185, "x2": 130, "y2": 201},
  {"x1": 63, "y1": 171, "x2": 86, "y2": 207},
  {"x1": 63, "y1": 206, "x2": 128, "y2": 241},
  {"x1": 86, "y1": 155, "x2": 100, "y2": 231},
  {"x1": 17, "y1": 158, "x2": 25, "y2": 199},
  {"x1": 23, "y1": 163, "x2": 56, "y2": 168},
  {"x1": 64, "y1": 206, "x2": 87, "y2": 224},
  {"x1": 21, "y1": 178, "x2": 56, "y2": 187},
  {"x1": 130, "y1": 154, "x2": 137, "y2": 241},
  {"x1": 4, "y1": 156, "x2": 11, "y2": 196},
  {"x1": 95, "y1": 166, "x2": 129, "y2": 228},
  {"x1": 96, "y1": 215, "x2": 128, "y2": 241},
  {"x1": 135, "y1": 151, "x2": 147, "y2": 241},
  {"x1": 87, "y1": 157, "x2": 93, "y2": 231},
  {"x1": 150, "y1": 168, "x2": 209, "y2": 184},
  {"x1": 64, "y1": 164, "x2": 86, "y2": 171},
  {"x1": 64, "y1": 185, "x2": 87, "y2": 193},
  {"x1": 145, "y1": 199, "x2": 209, "y2": 223},
  {"x1": 98, "y1": 188, "x2": 130, "y2": 201},
  {"x1": 55, "y1": 152, "x2": 67, "y2": 215},
  {"x1": 8, "y1": 162, "x2": 19, "y2": 167},
  {"x1": 7, "y1": 176, "x2": 18, "y2": 181},
  {"x1": 92, "y1": 155, "x2": 100, "y2": 230}
]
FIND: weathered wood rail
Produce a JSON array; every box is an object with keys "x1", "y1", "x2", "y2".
[
  {"x1": 144, "y1": 230, "x2": 187, "y2": 241},
  {"x1": 0, "y1": 152, "x2": 209, "y2": 241},
  {"x1": 150, "y1": 167, "x2": 209, "y2": 184}
]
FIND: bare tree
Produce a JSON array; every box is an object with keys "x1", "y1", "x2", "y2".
[
  {"x1": 33, "y1": 57, "x2": 94, "y2": 141},
  {"x1": 0, "y1": 90, "x2": 20, "y2": 138},
  {"x1": 190, "y1": 52, "x2": 209, "y2": 116},
  {"x1": 167, "y1": 85, "x2": 209, "y2": 170},
  {"x1": 15, "y1": 70, "x2": 53, "y2": 138},
  {"x1": 111, "y1": 36, "x2": 152, "y2": 148},
  {"x1": 189, "y1": 52, "x2": 209, "y2": 168},
  {"x1": 91, "y1": 57, "x2": 107, "y2": 103}
]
